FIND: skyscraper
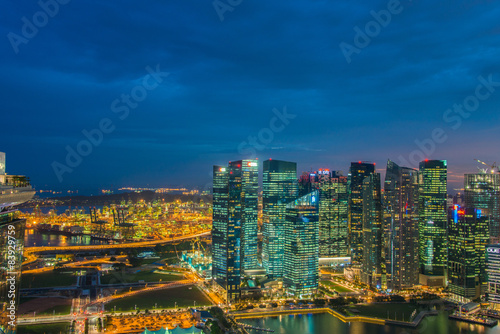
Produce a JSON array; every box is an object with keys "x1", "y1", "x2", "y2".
[
  {"x1": 283, "y1": 191, "x2": 319, "y2": 298},
  {"x1": 448, "y1": 207, "x2": 489, "y2": 302},
  {"x1": 229, "y1": 160, "x2": 259, "y2": 272},
  {"x1": 418, "y1": 159, "x2": 448, "y2": 286},
  {"x1": 298, "y1": 169, "x2": 349, "y2": 258},
  {"x1": 361, "y1": 172, "x2": 383, "y2": 288},
  {"x1": 262, "y1": 159, "x2": 297, "y2": 279},
  {"x1": 211, "y1": 159, "x2": 258, "y2": 302},
  {"x1": 486, "y1": 244, "x2": 500, "y2": 309},
  {"x1": 384, "y1": 160, "x2": 419, "y2": 290},
  {"x1": 464, "y1": 173, "x2": 500, "y2": 243},
  {"x1": 349, "y1": 162, "x2": 376, "y2": 264},
  {"x1": 321, "y1": 171, "x2": 349, "y2": 258}
]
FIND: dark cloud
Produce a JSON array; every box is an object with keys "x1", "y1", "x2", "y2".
[{"x1": 1, "y1": 0, "x2": 499, "y2": 192}]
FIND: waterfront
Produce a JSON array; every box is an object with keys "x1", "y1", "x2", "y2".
[
  {"x1": 240, "y1": 312, "x2": 500, "y2": 334},
  {"x1": 24, "y1": 229, "x2": 116, "y2": 247}
]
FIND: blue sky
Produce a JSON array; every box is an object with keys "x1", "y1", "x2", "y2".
[{"x1": 1, "y1": 0, "x2": 500, "y2": 193}]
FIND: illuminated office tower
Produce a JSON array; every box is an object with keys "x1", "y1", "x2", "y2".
[
  {"x1": 0, "y1": 153, "x2": 35, "y2": 334},
  {"x1": 211, "y1": 159, "x2": 258, "y2": 301},
  {"x1": 283, "y1": 191, "x2": 319, "y2": 298},
  {"x1": 486, "y1": 244, "x2": 500, "y2": 309},
  {"x1": 418, "y1": 159, "x2": 448, "y2": 286},
  {"x1": 211, "y1": 165, "x2": 237, "y2": 300},
  {"x1": 262, "y1": 159, "x2": 297, "y2": 279},
  {"x1": 384, "y1": 160, "x2": 419, "y2": 290},
  {"x1": 297, "y1": 170, "x2": 349, "y2": 258},
  {"x1": 464, "y1": 173, "x2": 500, "y2": 243},
  {"x1": 448, "y1": 207, "x2": 489, "y2": 302},
  {"x1": 229, "y1": 160, "x2": 259, "y2": 272},
  {"x1": 361, "y1": 172, "x2": 383, "y2": 288},
  {"x1": 349, "y1": 162, "x2": 376, "y2": 264},
  {"x1": 318, "y1": 170, "x2": 349, "y2": 258}
]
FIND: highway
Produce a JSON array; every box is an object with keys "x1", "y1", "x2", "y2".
[{"x1": 23, "y1": 231, "x2": 210, "y2": 256}]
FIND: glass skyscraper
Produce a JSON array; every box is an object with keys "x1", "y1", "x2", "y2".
[
  {"x1": 211, "y1": 159, "x2": 258, "y2": 302},
  {"x1": 361, "y1": 172, "x2": 383, "y2": 288},
  {"x1": 384, "y1": 160, "x2": 419, "y2": 290},
  {"x1": 283, "y1": 191, "x2": 319, "y2": 298},
  {"x1": 262, "y1": 159, "x2": 297, "y2": 279},
  {"x1": 464, "y1": 173, "x2": 500, "y2": 243},
  {"x1": 448, "y1": 207, "x2": 489, "y2": 302},
  {"x1": 349, "y1": 162, "x2": 376, "y2": 264},
  {"x1": 418, "y1": 159, "x2": 448, "y2": 286}
]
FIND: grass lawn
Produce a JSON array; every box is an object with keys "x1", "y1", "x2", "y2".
[
  {"x1": 37, "y1": 304, "x2": 72, "y2": 315},
  {"x1": 345, "y1": 303, "x2": 423, "y2": 321},
  {"x1": 320, "y1": 280, "x2": 354, "y2": 293},
  {"x1": 21, "y1": 271, "x2": 76, "y2": 289},
  {"x1": 100, "y1": 270, "x2": 183, "y2": 284},
  {"x1": 17, "y1": 323, "x2": 69, "y2": 334},
  {"x1": 105, "y1": 285, "x2": 212, "y2": 312}
]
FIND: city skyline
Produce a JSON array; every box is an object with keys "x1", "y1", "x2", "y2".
[{"x1": 2, "y1": 1, "x2": 500, "y2": 192}]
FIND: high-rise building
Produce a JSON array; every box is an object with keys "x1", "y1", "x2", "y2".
[
  {"x1": 464, "y1": 173, "x2": 500, "y2": 243},
  {"x1": 211, "y1": 159, "x2": 259, "y2": 302},
  {"x1": 418, "y1": 159, "x2": 448, "y2": 286},
  {"x1": 486, "y1": 244, "x2": 500, "y2": 309},
  {"x1": 361, "y1": 172, "x2": 383, "y2": 288},
  {"x1": 384, "y1": 160, "x2": 419, "y2": 290},
  {"x1": 283, "y1": 191, "x2": 319, "y2": 298},
  {"x1": 349, "y1": 162, "x2": 376, "y2": 264},
  {"x1": 448, "y1": 207, "x2": 489, "y2": 302},
  {"x1": 298, "y1": 169, "x2": 349, "y2": 258},
  {"x1": 0, "y1": 153, "x2": 35, "y2": 334},
  {"x1": 262, "y1": 159, "x2": 297, "y2": 279},
  {"x1": 321, "y1": 171, "x2": 349, "y2": 258}
]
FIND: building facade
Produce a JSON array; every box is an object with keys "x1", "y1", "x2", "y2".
[
  {"x1": 486, "y1": 244, "x2": 500, "y2": 309},
  {"x1": 361, "y1": 172, "x2": 383, "y2": 288},
  {"x1": 384, "y1": 160, "x2": 420, "y2": 290},
  {"x1": 349, "y1": 162, "x2": 376, "y2": 264},
  {"x1": 464, "y1": 173, "x2": 500, "y2": 243},
  {"x1": 418, "y1": 159, "x2": 448, "y2": 286},
  {"x1": 283, "y1": 191, "x2": 319, "y2": 298},
  {"x1": 262, "y1": 159, "x2": 298, "y2": 279},
  {"x1": 211, "y1": 159, "x2": 258, "y2": 301},
  {"x1": 448, "y1": 207, "x2": 489, "y2": 302}
]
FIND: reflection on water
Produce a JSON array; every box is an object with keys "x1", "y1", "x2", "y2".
[
  {"x1": 24, "y1": 229, "x2": 114, "y2": 247},
  {"x1": 241, "y1": 312, "x2": 500, "y2": 334}
]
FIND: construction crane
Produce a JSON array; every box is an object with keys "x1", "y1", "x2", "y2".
[{"x1": 474, "y1": 159, "x2": 499, "y2": 174}]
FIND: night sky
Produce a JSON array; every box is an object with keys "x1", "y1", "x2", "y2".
[{"x1": 1, "y1": 1, "x2": 500, "y2": 193}]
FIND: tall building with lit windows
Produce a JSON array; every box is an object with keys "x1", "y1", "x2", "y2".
[
  {"x1": 464, "y1": 173, "x2": 500, "y2": 243},
  {"x1": 283, "y1": 191, "x2": 319, "y2": 298},
  {"x1": 262, "y1": 159, "x2": 297, "y2": 279},
  {"x1": 486, "y1": 244, "x2": 500, "y2": 309},
  {"x1": 384, "y1": 160, "x2": 419, "y2": 290},
  {"x1": 361, "y1": 172, "x2": 383, "y2": 288},
  {"x1": 418, "y1": 159, "x2": 448, "y2": 286},
  {"x1": 349, "y1": 162, "x2": 376, "y2": 264},
  {"x1": 0, "y1": 152, "x2": 35, "y2": 334},
  {"x1": 211, "y1": 159, "x2": 258, "y2": 302},
  {"x1": 448, "y1": 207, "x2": 489, "y2": 302}
]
